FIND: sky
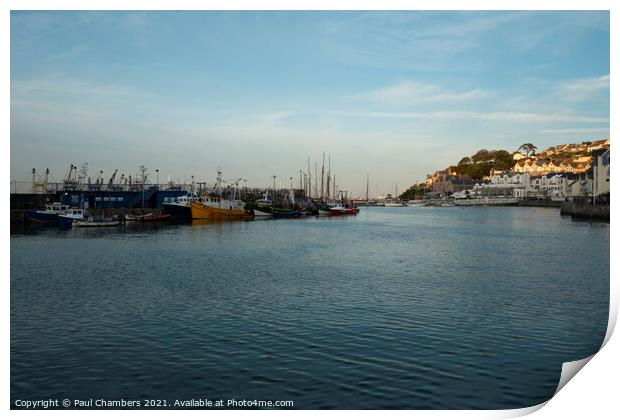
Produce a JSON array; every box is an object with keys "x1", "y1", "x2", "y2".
[{"x1": 10, "y1": 11, "x2": 610, "y2": 196}]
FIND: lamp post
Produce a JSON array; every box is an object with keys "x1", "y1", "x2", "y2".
[{"x1": 156, "y1": 169, "x2": 159, "y2": 190}]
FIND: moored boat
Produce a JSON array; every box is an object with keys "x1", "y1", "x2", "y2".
[
  {"x1": 190, "y1": 170, "x2": 253, "y2": 220},
  {"x1": 125, "y1": 213, "x2": 171, "y2": 222},
  {"x1": 73, "y1": 215, "x2": 120, "y2": 227},
  {"x1": 58, "y1": 208, "x2": 86, "y2": 228},
  {"x1": 330, "y1": 204, "x2": 360, "y2": 216},
  {"x1": 25, "y1": 203, "x2": 71, "y2": 223},
  {"x1": 315, "y1": 203, "x2": 333, "y2": 216},
  {"x1": 272, "y1": 208, "x2": 301, "y2": 218},
  {"x1": 252, "y1": 196, "x2": 275, "y2": 217},
  {"x1": 190, "y1": 201, "x2": 253, "y2": 220},
  {"x1": 162, "y1": 193, "x2": 202, "y2": 219},
  {"x1": 407, "y1": 199, "x2": 426, "y2": 207}
]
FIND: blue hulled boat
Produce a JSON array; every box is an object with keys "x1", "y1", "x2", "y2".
[{"x1": 25, "y1": 203, "x2": 70, "y2": 223}]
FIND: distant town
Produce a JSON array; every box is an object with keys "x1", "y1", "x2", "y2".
[{"x1": 397, "y1": 138, "x2": 610, "y2": 204}]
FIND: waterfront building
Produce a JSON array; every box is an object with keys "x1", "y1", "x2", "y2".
[
  {"x1": 558, "y1": 149, "x2": 609, "y2": 199},
  {"x1": 473, "y1": 171, "x2": 530, "y2": 197},
  {"x1": 529, "y1": 173, "x2": 568, "y2": 199},
  {"x1": 592, "y1": 148, "x2": 610, "y2": 197},
  {"x1": 432, "y1": 174, "x2": 475, "y2": 197},
  {"x1": 566, "y1": 172, "x2": 591, "y2": 197}
]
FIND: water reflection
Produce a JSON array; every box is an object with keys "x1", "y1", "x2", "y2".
[{"x1": 11, "y1": 207, "x2": 609, "y2": 409}]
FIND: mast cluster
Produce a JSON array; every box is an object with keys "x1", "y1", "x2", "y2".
[{"x1": 300, "y1": 153, "x2": 337, "y2": 201}]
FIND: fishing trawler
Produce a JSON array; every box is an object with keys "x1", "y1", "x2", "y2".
[
  {"x1": 252, "y1": 194, "x2": 274, "y2": 217},
  {"x1": 162, "y1": 193, "x2": 215, "y2": 219},
  {"x1": 25, "y1": 203, "x2": 71, "y2": 223},
  {"x1": 190, "y1": 199, "x2": 253, "y2": 220},
  {"x1": 190, "y1": 171, "x2": 253, "y2": 220}
]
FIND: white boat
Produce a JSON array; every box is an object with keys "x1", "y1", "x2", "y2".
[
  {"x1": 383, "y1": 193, "x2": 406, "y2": 207},
  {"x1": 57, "y1": 208, "x2": 86, "y2": 227},
  {"x1": 407, "y1": 199, "x2": 425, "y2": 207},
  {"x1": 73, "y1": 216, "x2": 120, "y2": 227},
  {"x1": 252, "y1": 196, "x2": 274, "y2": 217}
]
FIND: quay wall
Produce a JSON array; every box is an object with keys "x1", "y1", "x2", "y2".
[
  {"x1": 515, "y1": 200, "x2": 562, "y2": 208},
  {"x1": 560, "y1": 202, "x2": 610, "y2": 221}
]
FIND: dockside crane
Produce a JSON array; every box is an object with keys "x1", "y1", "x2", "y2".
[
  {"x1": 63, "y1": 164, "x2": 76, "y2": 184},
  {"x1": 31, "y1": 168, "x2": 49, "y2": 194},
  {"x1": 77, "y1": 163, "x2": 88, "y2": 188},
  {"x1": 107, "y1": 169, "x2": 118, "y2": 190}
]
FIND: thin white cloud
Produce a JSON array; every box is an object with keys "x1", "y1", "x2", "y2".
[
  {"x1": 540, "y1": 128, "x2": 610, "y2": 134},
  {"x1": 260, "y1": 111, "x2": 295, "y2": 123},
  {"x1": 559, "y1": 75, "x2": 610, "y2": 101},
  {"x1": 331, "y1": 110, "x2": 607, "y2": 124},
  {"x1": 11, "y1": 77, "x2": 142, "y2": 99},
  {"x1": 354, "y1": 81, "x2": 486, "y2": 104}
]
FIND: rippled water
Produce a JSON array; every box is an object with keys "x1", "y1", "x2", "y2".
[{"x1": 11, "y1": 207, "x2": 609, "y2": 409}]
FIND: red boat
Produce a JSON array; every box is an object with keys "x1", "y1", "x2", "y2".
[{"x1": 330, "y1": 204, "x2": 360, "y2": 216}]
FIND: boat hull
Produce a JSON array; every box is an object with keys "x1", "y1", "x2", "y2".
[
  {"x1": 127, "y1": 213, "x2": 172, "y2": 222},
  {"x1": 330, "y1": 208, "x2": 360, "y2": 216},
  {"x1": 190, "y1": 202, "x2": 253, "y2": 220},
  {"x1": 272, "y1": 209, "x2": 301, "y2": 218},
  {"x1": 253, "y1": 208, "x2": 273, "y2": 217},
  {"x1": 25, "y1": 210, "x2": 58, "y2": 223},
  {"x1": 73, "y1": 221, "x2": 120, "y2": 227},
  {"x1": 163, "y1": 203, "x2": 192, "y2": 219},
  {"x1": 58, "y1": 214, "x2": 84, "y2": 228}
]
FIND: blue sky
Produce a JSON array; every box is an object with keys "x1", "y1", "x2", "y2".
[{"x1": 10, "y1": 11, "x2": 609, "y2": 196}]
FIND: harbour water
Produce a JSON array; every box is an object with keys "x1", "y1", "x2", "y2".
[{"x1": 10, "y1": 206, "x2": 609, "y2": 409}]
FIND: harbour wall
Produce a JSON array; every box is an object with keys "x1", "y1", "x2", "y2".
[
  {"x1": 515, "y1": 200, "x2": 562, "y2": 208},
  {"x1": 560, "y1": 202, "x2": 610, "y2": 221}
]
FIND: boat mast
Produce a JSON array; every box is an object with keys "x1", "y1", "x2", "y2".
[
  {"x1": 314, "y1": 162, "x2": 318, "y2": 198},
  {"x1": 307, "y1": 157, "x2": 311, "y2": 200},
  {"x1": 326, "y1": 155, "x2": 331, "y2": 199},
  {"x1": 366, "y1": 173, "x2": 369, "y2": 204},
  {"x1": 321, "y1": 152, "x2": 325, "y2": 200},
  {"x1": 272, "y1": 175, "x2": 277, "y2": 206},
  {"x1": 139, "y1": 165, "x2": 147, "y2": 215}
]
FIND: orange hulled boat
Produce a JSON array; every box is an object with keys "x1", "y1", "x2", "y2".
[{"x1": 190, "y1": 200, "x2": 253, "y2": 220}]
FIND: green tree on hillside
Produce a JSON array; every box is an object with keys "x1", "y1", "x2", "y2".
[
  {"x1": 454, "y1": 149, "x2": 515, "y2": 180},
  {"x1": 518, "y1": 143, "x2": 538, "y2": 157},
  {"x1": 471, "y1": 149, "x2": 492, "y2": 162}
]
